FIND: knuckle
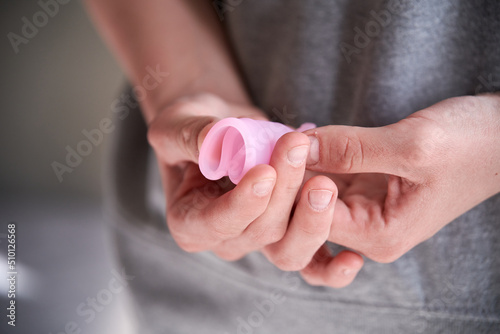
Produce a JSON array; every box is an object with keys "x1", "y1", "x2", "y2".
[
  {"x1": 273, "y1": 254, "x2": 308, "y2": 271},
  {"x1": 213, "y1": 249, "x2": 243, "y2": 261},
  {"x1": 326, "y1": 278, "x2": 354, "y2": 289},
  {"x1": 280, "y1": 170, "x2": 303, "y2": 189},
  {"x1": 369, "y1": 236, "x2": 406, "y2": 263},
  {"x1": 404, "y1": 139, "x2": 433, "y2": 169},
  {"x1": 168, "y1": 217, "x2": 212, "y2": 253},
  {"x1": 227, "y1": 194, "x2": 267, "y2": 222},
  {"x1": 174, "y1": 237, "x2": 204, "y2": 253},
  {"x1": 146, "y1": 120, "x2": 162, "y2": 149},
  {"x1": 401, "y1": 117, "x2": 446, "y2": 171},
  {"x1": 247, "y1": 225, "x2": 286, "y2": 245},
  {"x1": 210, "y1": 220, "x2": 241, "y2": 240},
  {"x1": 177, "y1": 117, "x2": 208, "y2": 160},
  {"x1": 364, "y1": 218, "x2": 408, "y2": 263},
  {"x1": 297, "y1": 218, "x2": 330, "y2": 237},
  {"x1": 329, "y1": 132, "x2": 363, "y2": 173},
  {"x1": 373, "y1": 246, "x2": 405, "y2": 263},
  {"x1": 300, "y1": 275, "x2": 321, "y2": 287}
]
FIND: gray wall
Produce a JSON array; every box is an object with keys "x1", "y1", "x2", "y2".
[
  {"x1": 0, "y1": 0, "x2": 124, "y2": 198},
  {"x1": 0, "y1": 2, "x2": 134, "y2": 333}
]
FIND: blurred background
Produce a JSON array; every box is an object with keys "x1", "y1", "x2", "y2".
[{"x1": 0, "y1": 0, "x2": 135, "y2": 332}]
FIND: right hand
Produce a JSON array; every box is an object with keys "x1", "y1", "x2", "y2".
[{"x1": 148, "y1": 94, "x2": 358, "y2": 286}]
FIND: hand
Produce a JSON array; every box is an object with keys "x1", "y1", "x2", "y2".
[
  {"x1": 148, "y1": 94, "x2": 340, "y2": 274},
  {"x1": 299, "y1": 94, "x2": 500, "y2": 287}
]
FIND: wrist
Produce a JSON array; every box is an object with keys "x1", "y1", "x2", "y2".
[{"x1": 140, "y1": 69, "x2": 253, "y2": 125}]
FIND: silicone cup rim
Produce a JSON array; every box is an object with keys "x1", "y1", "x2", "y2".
[
  {"x1": 199, "y1": 118, "x2": 316, "y2": 184},
  {"x1": 199, "y1": 118, "x2": 254, "y2": 183}
]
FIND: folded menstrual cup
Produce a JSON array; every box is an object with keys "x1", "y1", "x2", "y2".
[{"x1": 199, "y1": 118, "x2": 315, "y2": 184}]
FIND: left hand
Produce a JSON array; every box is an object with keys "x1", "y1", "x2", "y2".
[
  {"x1": 299, "y1": 93, "x2": 500, "y2": 287},
  {"x1": 148, "y1": 94, "x2": 342, "y2": 278}
]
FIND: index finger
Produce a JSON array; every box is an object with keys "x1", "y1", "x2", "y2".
[{"x1": 303, "y1": 124, "x2": 408, "y2": 176}]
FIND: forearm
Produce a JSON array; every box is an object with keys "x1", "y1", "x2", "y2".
[
  {"x1": 480, "y1": 93, "x2": 500, "y2": 195},
  {"x1": 84, "y1": 0, "x2": 250, "y2": 123}
]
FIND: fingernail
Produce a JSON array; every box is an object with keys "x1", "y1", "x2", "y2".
[
  {"x1": 308, "y1": 189, "x2": 333, "y2": 211},
  {"x1": 287, "y1": 145, "x2": 309, "y2": 167},
  {"x1": 253, "y1": 179, "x2": 275, "y2": 196},
  {"x1": 307, "y1": 136, "x2": 319, "y2": 165}
]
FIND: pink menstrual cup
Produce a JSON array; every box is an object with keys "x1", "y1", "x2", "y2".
[{"x1": 199, "y1": 118, "x2": 315, "y2": 184}]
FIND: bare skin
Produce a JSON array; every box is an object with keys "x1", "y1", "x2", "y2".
[
  {"x1": 86, "y1": 0, "x2": 500, "y2": 289},
  {"x1": 300, "y1": 94, "x2": 500, "y2": 287}
]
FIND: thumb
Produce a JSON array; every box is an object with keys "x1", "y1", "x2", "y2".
[
  {"x1": 303, "y1": 124, "x2": 409, "y2": 176},
  {"x1": 148, "y1": 115, "x2": 219, "y2": 165}
]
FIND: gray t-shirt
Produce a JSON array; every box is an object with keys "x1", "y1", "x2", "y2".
[{"x1": 106, "y1": 1, "x2": 500, "y2": 333}]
